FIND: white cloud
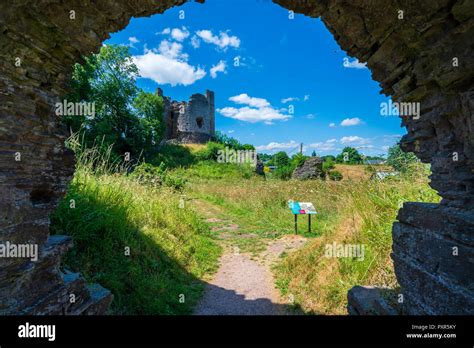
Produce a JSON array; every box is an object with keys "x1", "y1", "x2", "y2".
[
  {"x1": 191, "y1": 35, "x2": 200, "y2": 49},
  {"x1": 229, "y1": 93, "x2": 270, "y2": 108},
  {"x1": 281, "y1": 97, "x2": 299, "y2": 104},
  {"x1": 256, "y1": 140, "x2": 299, "y2": 152},
  {"x1": 340, "y1": 136, "x2": 370, "y2": 145},
  {"x1": 157, "y1": 28, "x2": 171, "y2": 35},
  {"x1": 196, "y1": 30, "x2": 241, "y2": 50},
  {"x1": 158, "y1": 40, "x2": 187, "y2": 59},
  {"x1": 133, "y1": 40, "x2": 206, "y2": 87},
  {"x1": 171, "y1": 27, "x2": 190, "y2": 42},
  {"x1": 305, "y1": 114, "x2": 316, "y2": 119},
  {"x1": 228, "y1": 130, "x2": 235, "y2": 134},
  {"x1": 308, "y1": 139, "x2": 338, "y2": 152},
  {"x1": 218, "y1": 106, "x2": 290, "y2": 124},
  {"x1": 129, "y1": 37, "x2": 139, "y2": 44},
  {"x1": 210, "y1": 60, "x2": 227, "y2": 79},
  {"x1": 219, "y1": 94, "x2": 291, "y2": 124},
  {"x1": 304, "y1": 95, "x2": 310, "y2": 101},
  {"x1": 340, "y1": 117, "x2": 363, "y2": 126},
  {"x1": 329, "y1": 122, "x2": 336, "y2": 128},
  {"x1": 343, "y1": 57, "x2": 367, "y2": 69}
]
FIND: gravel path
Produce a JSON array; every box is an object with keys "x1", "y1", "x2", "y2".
[{"x1": 194, "y1": 235, "x2": 307, "y2": 315}]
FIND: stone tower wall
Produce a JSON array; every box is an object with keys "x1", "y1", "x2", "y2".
[
  {"x1": 177, "y1": 93, "x2": 212, "y2": 135},
  {"x1": 161, "y1": 90, "x2": 215, "y2": 144}
]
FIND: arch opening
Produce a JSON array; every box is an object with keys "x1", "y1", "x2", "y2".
[{"x1": 0, "y1": 0, "x2": 472, "y2": 316}]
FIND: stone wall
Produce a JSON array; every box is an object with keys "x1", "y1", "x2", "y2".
[
  {"x1": 178, "y1": 92, "x2": 214, "y2": 137},
  {"x1": 0, "y1": 0, "x2": 189, "y2": 315},
  {"x1": 162, "y1": 89, "x2": 215, "y2": 144},
  {"x1": 0, "y1": 0, "x2": 472, "y2": 315}
]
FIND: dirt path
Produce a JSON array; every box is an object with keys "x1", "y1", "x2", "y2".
[{"x1": 193, "y1": 200, "x2": 307, "y2": 315}]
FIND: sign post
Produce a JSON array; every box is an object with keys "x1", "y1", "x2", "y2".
[{"x1": 288, "y1": 200, "x2": 317, "y2": 234}]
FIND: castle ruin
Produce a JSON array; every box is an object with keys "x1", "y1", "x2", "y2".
[{"x1": 158, "y1": 88, "x2": 215, "y2": 144}]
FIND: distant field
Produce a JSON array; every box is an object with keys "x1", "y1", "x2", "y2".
[{"x1": 334, "y1": 164, "x2": 393, "y2": 181}]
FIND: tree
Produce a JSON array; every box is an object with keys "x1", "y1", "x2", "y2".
[
  {"x1": 336, "y1": 147, "x2": 363, "y2": 164},
  {"x1": 64, "y1": 44, "x2": 163, "y2": 159},
  {"x1": 273, "y1": 151, "x2": 290, "y2": 167},
  {"x1": 213, "y1": 131, "x2": 255, "y2": 151},
  {"x1": 386, "y1": 144, "x2": 418, "y2": 172},
  {"x1": 311, "y1": 150, "x2": 317, "y2": 157},
  {"x1": 258, "y1": 153, "x2": 273, "y2": 163},
  {"x1": 133, "y1": 90, "x2": 165, "y2": 150}
]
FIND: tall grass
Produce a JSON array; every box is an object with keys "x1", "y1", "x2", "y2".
[
  {"x1": 274, "y1": 167, "x2": 440, "y2": 314},
  {"x1": 50, "y1": 139, "x2": 221, "y2": 314},
  {"x1": 178, "y1": 162, "x2": 440, "y2": 314}
]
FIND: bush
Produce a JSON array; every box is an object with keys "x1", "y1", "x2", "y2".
[
  {"x1": 323, "y1": 160, "x2": 335, "y2": 171},
  {"x1": 328, "y1": 170, "x2": 343, "y2": 181},
  {"x1": 291, "y1": 153, "x2": 308, "y2": 168},
  {"x1": 174, "y1": 161, "x2": 255, "y2": 180},
  {"x1": 272, "y1": 165, "x2": 294, "y2": 180},
  {"x1": 131, "y1": 162, "x2": 187, "y2": 191},
  {"x1": 194, "y1": 142, "x2": 226, "y2": 162},
  {"x1": 150, "y1": 144, "x2": 196, "y2": 169},
  {"x1": 386, "y1": 145, "x2": 419, "y2": 173}
]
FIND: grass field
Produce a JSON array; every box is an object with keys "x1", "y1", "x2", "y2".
[
  {"x1": 51, "y1": 141, "x2": 440, "y2": 315},
  {"x1": 173, "y1": 161, "x2": 440, "y2": 314}
]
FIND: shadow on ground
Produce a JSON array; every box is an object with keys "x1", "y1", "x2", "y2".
[{"x1": 193, "y1": 283, "x2": 307, "y2": 315}]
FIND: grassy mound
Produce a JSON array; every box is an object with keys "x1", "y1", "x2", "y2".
[{"x1": 50, "y1": 147, "x2": 221, "y2": 315}]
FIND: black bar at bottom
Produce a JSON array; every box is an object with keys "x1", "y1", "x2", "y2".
[{"x1": 0, "y1": 315, "x2": 471, "y2": 346}]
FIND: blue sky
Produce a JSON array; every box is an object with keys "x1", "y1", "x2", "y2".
[{"x1": 105, "y1": 0, "x2": 404, "y2": 157}]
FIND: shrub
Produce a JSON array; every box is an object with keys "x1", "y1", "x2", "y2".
[
  {"x1": 386, "y1": 144, "x2": 419, "y2": 173},
  {"x1": 149, "y1": 144, "x2": 196, "y2": 169},
  {"x1": 323, "y1": 160, "x2": 335, "y2": 171},
  {"x1": 131, "y1": 162, "x2": 187, "y2": 191},
  {"x1": 328, "y1": 170, "x2": 343, "y2": 181},
  {"x1": 291, "y1": 153, "x2": 308, "y2": 168},
  {"x1": 272, "y1": 165, "x2": 294, "y2": 180},
  {"x1": 194, "y1": 142, "x2": 226, "y2": 161}
]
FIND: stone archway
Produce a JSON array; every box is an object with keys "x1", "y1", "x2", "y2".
[{"x1": 0, "y1": 0, "x2": 472, "y2": 314}]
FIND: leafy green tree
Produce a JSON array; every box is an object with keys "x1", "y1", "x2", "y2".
[
  {"x1": 258, "y1": 153, "x2": 273, "y2": 163},
  {"x1": 133, "y1": 90, "x2": 165, "y2": 150},
  {"x1": 336, "y1": 147, "x2": 363, "y2": 164},
  {"x1": 273, "y1": 151, "x2": 290, "y2": 167},
  {"x1": 213, "y1": 131, "x2": 254, "y2": 151},
  {"x1": 64, "y1": 44, "x2": 163, "y2": 159},
  {"x1": 322, "y1": 155, "x2": 336, "y2": 162},
  {"x1": 386, "y1": 144, "x2": 419, "y2": 172}
]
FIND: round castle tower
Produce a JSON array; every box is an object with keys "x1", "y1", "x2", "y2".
[{"x1": 159, "y1": 88, "x2": 215, "y2": 144}]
